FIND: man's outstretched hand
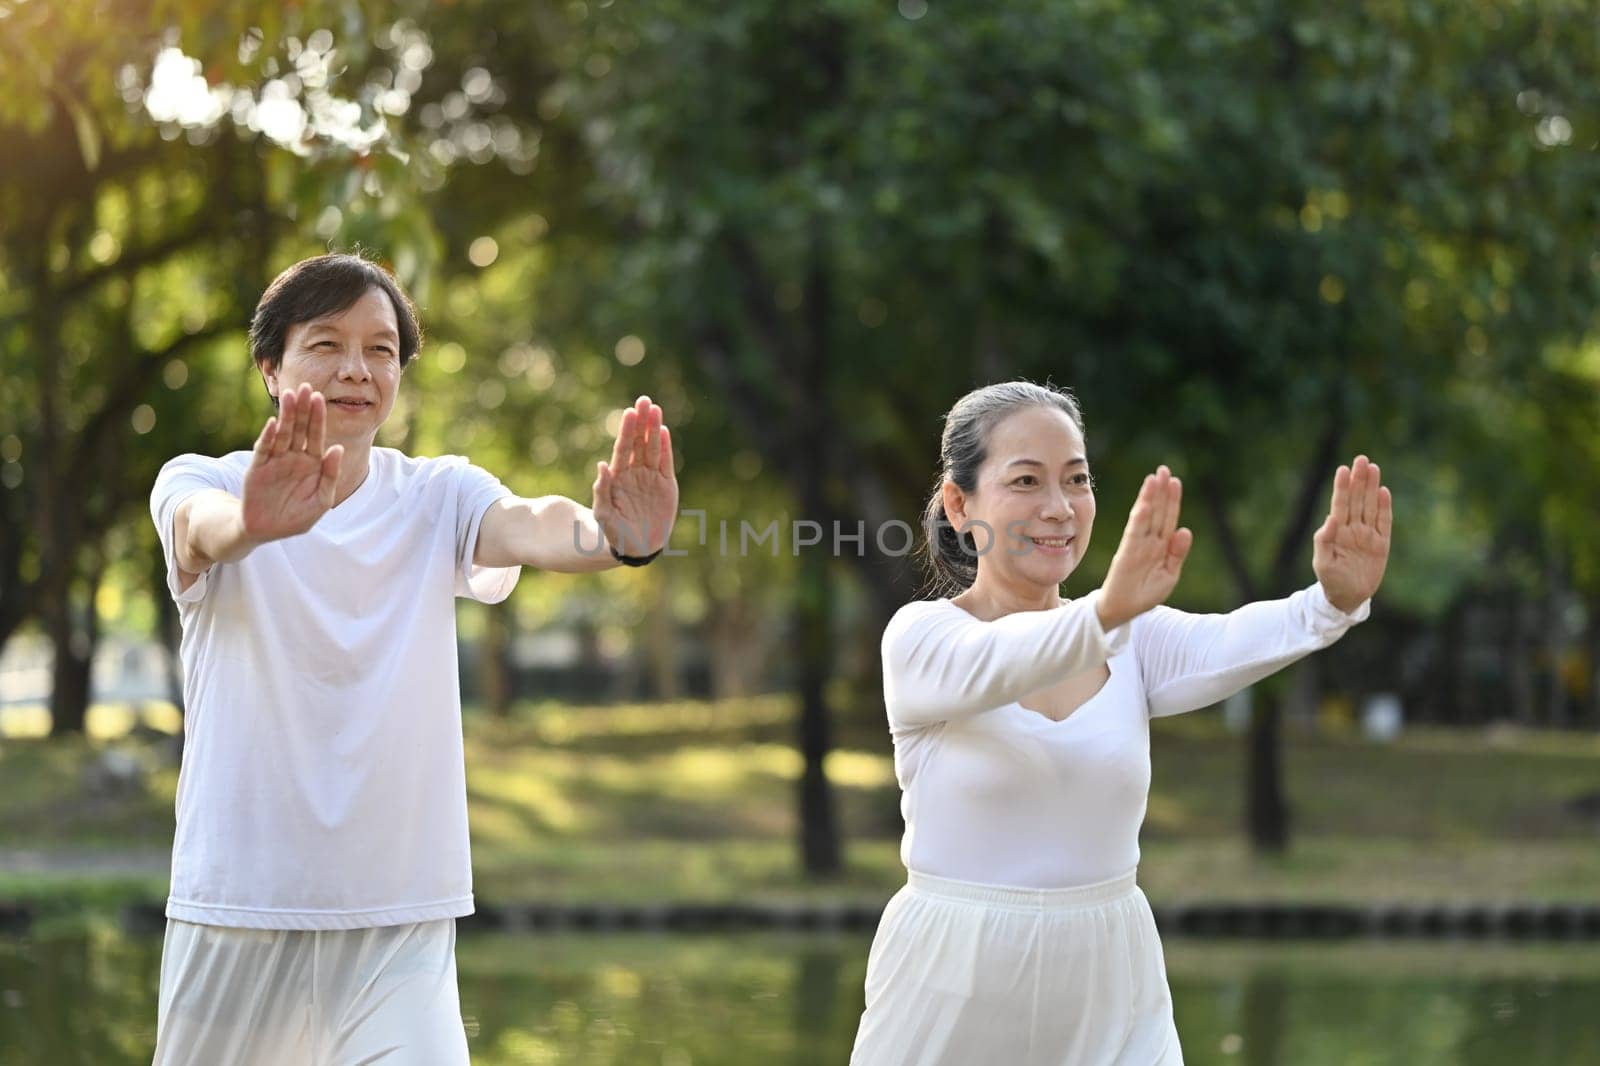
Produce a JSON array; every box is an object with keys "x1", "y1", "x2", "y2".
[
  {"x1": 242, "y1": 382, "x2": 344, "y2": 543},
  {"x1": 593, "y1": 395, "x2": 679, "y2": 557}
]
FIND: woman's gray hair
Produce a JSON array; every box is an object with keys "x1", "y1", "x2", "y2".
[{"x1": 919, "y1": 380, "x2": 1087, "y2": 596}]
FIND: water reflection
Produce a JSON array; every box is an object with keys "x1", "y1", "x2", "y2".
[{"x1": 2, "y1": 928, "x2": 1599, "y2": 1064}]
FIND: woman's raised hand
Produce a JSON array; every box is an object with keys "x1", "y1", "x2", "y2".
[
  {"x1": 241, "y1": 383, "x2": 344, "y2": 542},
  {"x1": 1313, "y1": 455, "x2": 1392, "y2": 613},
  {"x1": 1096, "y1": 466, "x2": 1193, "y2": 631}
]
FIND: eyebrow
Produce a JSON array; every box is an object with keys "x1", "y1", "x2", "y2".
[
  {"x1": 1006, "y1": 457, "x2": 1087, "y2": 469},
  {"x1": 304, "y1": 323, "x2": 400, "y2": 342}
]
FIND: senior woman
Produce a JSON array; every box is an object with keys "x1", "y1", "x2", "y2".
[{"x1": 849, "y1": 380, "x2": 1391, "y2": 1065}]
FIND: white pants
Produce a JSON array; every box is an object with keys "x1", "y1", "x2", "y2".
[
  {"x1": 851, "y1": 871, "x2": 1183, "y2": 1066},
  {"x1": 152, "y1": 919, "x2": 470, "y2": 1066}
]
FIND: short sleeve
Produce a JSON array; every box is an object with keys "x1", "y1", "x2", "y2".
[
  {"x1": 453, "y1": 462, "x2": 520, "y2": 603},
  {"x1": 150, "y1": 455, "x2": 237, "y2": 605}
]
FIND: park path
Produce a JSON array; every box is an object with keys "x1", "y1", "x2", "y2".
[{"x1": 0, "y1": 846, "x2": 169, "y2": 878}]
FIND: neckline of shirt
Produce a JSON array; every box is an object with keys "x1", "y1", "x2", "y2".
[{"x1": 317, "y1": 447, "x2": 385, "y2": 526}]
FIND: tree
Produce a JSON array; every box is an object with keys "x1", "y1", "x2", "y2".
[{"x1": 525, "y1": 0, "x2": 1600, "y2": 857}]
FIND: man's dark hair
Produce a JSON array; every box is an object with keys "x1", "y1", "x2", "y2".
[{"x1": 249, "y1": 253, "x2": 423, "y2": 373}]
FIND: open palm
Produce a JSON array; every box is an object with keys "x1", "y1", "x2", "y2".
[
  {"x1": 593, "y1": 395, "x2": 679, "y2": 557},
  {"x1": 241, "y1": 384, "x2": 343, "y2": 541},
  {"x1": 1098, "y1": 466, "x2": 1193, "y2": 630},
  {"x1": 1313, "y1": 455, "x2": 1392, "y2": 613}
]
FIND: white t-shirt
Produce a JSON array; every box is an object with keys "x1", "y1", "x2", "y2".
[
  {"x1": 149, "y1": 447, "x2": 520, "y2": 929},
  {"x1": 883, "y1": 584, "x2": 1368, "y2": 889}
]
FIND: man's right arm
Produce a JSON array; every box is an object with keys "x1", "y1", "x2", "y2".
[
  {"x1": 168, "y1": 384, "x2": 344, "y2": 593},
  {"x1": 172, "y1": 490, "x2": 263, "y2": 591}
]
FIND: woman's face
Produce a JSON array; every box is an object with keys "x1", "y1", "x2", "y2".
[{"x1": 943, "y1": 405, "x2": 1096, "y2": 592}]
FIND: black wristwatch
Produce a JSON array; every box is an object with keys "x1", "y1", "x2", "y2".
[{"x1": 609, "y1": 545, "x2": 662, "y2": 567}]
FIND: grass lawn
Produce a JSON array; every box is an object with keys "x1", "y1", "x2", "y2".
[{"x1": 2, "y1": 695, "x2": 1598, "y2": 906}]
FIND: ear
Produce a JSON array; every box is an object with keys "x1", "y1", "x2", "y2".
[
  {"x1": 257, "y1": 359, "x2": 278, "y2": 400},
  {"x1": 940, "y1": 479, "x2": 968, "y2": 533}
]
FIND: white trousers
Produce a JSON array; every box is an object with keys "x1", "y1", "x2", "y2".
[
  {"x1": 851, "y1": 871, "x2": 1183, "y2": 1066},
  {"x1": 152, "y1": 919, "x2": 470, "y2": 1066}
]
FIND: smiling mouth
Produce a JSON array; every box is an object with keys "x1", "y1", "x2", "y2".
[
  {"x1": 329, "y1": 399, "x2": 372, "y2": 410},
  {"x1": 1028, "y1": 536, "x2": 1075, "y2": 552}
]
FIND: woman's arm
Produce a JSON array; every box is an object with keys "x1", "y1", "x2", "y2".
[
  {"x1": 1140, "y1": 454, "x2": 1392, "y2": 717},
  {"x1": 884, "y1": 592, "x2": 1127, "y2": 729},
  {"x1": 1136, "y1": 586, "x2": 1367, "y2": 717},
  {"x1": 885, "y1": 466, "x2": 1195, "y2": 729}
]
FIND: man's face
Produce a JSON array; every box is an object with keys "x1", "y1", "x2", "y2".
[{"x1": 261, "y1": 286, "x2": 403, "y2": 448}]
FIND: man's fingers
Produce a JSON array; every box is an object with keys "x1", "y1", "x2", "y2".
[
  {"x1": 254, "y1": 417, "x2": 279, "y2": 459},
  {"x1": 319, "y1": 444, "x2": 343, "y2": 505},
  {"x1": 657, "y1": 425, "x2": 674, "y2": 476},
  {"x1": 272, "y1": 393, "x2": 295, "y2": 455},
  {"x1": 640, "y1": 405, "x2": 663, "y2": 468},
  {"x1": 289, "y1": 385, "x2": 312, "y2": 452},
  {"x1": 307, "y1": 392, "x2": 327, "y2": 461},
  {"x1": 612, "y1": 409, "x2": 637, "y2": 472}
]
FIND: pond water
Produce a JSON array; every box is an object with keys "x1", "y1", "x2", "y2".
[{"x1": 3, "y1": 927, "x2": 1599, "y2": 1064}]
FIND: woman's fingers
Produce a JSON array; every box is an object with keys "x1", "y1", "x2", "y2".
[
  {"x1": 1360, "y1": 462, "x2": 1380, "y2": 528},
  {"x1": 1132, "y1": 467, "x2": 1179, "y2": 542},
  {"x1": 1329, "y1": 463, "x2": 1351, "y2": 527},
  {"x1": 1163, "y1": 473, "x2": 1183, "y2": 539},
  {"x1": 1127, "y1": 475, "x2": 1153, "y2": 538},
  {"x1": 1168, "y1": 527, "x2": 1194, "y2": 568},
  {"x1": 1352, "y1": 456, "x2": 1372, "y2": 524},
  {"x1": 1147, "y1": 467, "x2": 1167, "y2": 536},
  {"x1": 1376, "y1": 485, "x2": 1393, "y2": 540}
]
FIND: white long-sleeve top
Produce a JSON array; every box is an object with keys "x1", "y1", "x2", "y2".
[{"x1": 883, "y1": 584, "x2": 1369, "y2": 888}]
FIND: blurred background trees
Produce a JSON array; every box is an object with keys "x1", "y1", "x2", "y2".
[{"x1": 1, "y1": 0, "x2": 1596, "y2": 871}]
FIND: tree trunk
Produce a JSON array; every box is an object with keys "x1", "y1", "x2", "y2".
[
  {"x1": 796, "y1": 227, "x2": 841, "y2": 878},
  {"x1": 796, "y1": 556, "x2": 840, "y2": 876},
  {"x1": 48, "y1": 563, "x2": 102, "y2": 737},
  {"x1": 1508, "y1": 588, "x2": 1537, "y2": 725},
  {"x1": 1588, "y1": 595, "x2": 1600, "y2": 729},
  {"x1": 645, "y1": 570, "x2": 680, "y2": 700},
  {"x1": 1543, "y1": 549, "x2": 1570, "y2": 727},
  {"x1": 1205, "y1": 405, "x2": 1343, "y2": 856},
  {"x1": 153, "y1": 555, "x2": 185, "y2": 715},
  {"x1": 480, "y1": 606, "x2": 513, "y2": 718},
  {"x1": 1241, "y1": 970, "x2": 1288, "y2": 1066},
  {"x1": 707, "y1": 592, "x2": 756, "y2": 699},
  {"x1": 1246, "y1": 693, "x2": 1289, "y2": 853}
]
